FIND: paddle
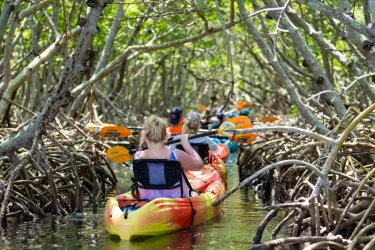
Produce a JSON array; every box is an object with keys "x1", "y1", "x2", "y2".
[
  {"x1": 106, "y1": 146, "x2": 132, "y2": 163},
  {"x1": 198, "y1": 104, "x2": 207, "y2": 111},
  {"x1": 236, "y1": 100, "x2": 252, "y2": 110},
  {"x1": 257, "y1": 116, "x2": 280, "y2": 123},
  {"x1": 87, "y1": 122, "x2": 132, "y2": 138},
  {"x1": 105, "y1": 116, "x2": 256, "y2": 163}
]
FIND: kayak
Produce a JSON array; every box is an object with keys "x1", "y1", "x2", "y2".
[
  {"x1": 104, "y1": 162, "x2": 227, "y2": 240},
  {"x1": 212, "y1": 143, "x2": 230, "y2": 162},
  {"x1": 225, "y1": 140, "x2": 238, "y2": 153},
  {"x1": 211, "y1": 138, "x2": 238, "y2": 153},
  {"x1": 188, "y1": 157, "x2": 227, "y2": 186},
  {"x1": 104, "y1": 229, "x2": 205, "y2": 249}
]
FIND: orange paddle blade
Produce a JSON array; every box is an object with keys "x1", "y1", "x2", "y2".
[
  {"x1": 218, "y1": 116, "x2": 252, "y2": 135},
  {"x1": 258, "y1": 116, "x2": 280, "y2": 123},
  {"x1": 198, "y1": 104, "x2": 207, "y2": 111},
  {"x1": 87, "y1": 122, "x2": 132, "y2": 138},
  {"x1": 106, "y1": 146, "x2": 131, "y2": 163},
  {"x1": 236, "y1": 100, "x2": 252, "y2": 110}
]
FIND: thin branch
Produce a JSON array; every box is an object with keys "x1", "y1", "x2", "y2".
[
  {"x1": 341, "y1": 72, "x2": 375, "y2": 95},
  {"x1": 18, "y1": 0, "x2": 54, "y2": 19},
  {"x1": 272, "y1": 0, "x2": 291, "y2": 60},
  {"x1": 42, "y1": 9, "x2": 59, "y2": 38},
  {"x1": 212, "y1": 159, "x2": 331, "y2": 206},
  {"x1": 230, "y1": 0, "x2": 235, "y2": 24},
  {"x1": 304, "y1": 90, "x2": 340, "y2": 103},
  {"x1": 215, "y1": 0, "x2": 235, "y2": 111},
  {"x1": 196, "y1": 10, "x2": 209, "y2": 32},
  {"x1": 249, "y1": 236, "x2": 345, "y2": 250},
  {"x1": 297, "y1": 0, "x2": 374, "y2": 39}
]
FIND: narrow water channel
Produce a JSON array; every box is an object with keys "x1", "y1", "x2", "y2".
[{"x1": 0, "y1": 153, "x2": 281, "y2": 249}]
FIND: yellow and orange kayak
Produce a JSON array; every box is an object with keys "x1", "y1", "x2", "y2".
[
  {"x1": 212, "y1": 143, "x2": 230, "y2": 163},
  {"x1": 187, "y1": 159, "x2": 227, "y2": 189},
  {"x1": 104, "y1": 163, "x2": 227, "y2": 240}
]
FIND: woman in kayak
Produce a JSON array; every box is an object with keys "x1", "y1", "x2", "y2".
[
  {"x1": 170, "y1": 111, "x2": 218, "y2": 151},
  {"x1": 134, "y1": 115, "x2": 203, "y2": 199}
]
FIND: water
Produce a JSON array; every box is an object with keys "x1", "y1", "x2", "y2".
[{"x1": 0, "y1": 153, "x2": 281, "y2": 249}]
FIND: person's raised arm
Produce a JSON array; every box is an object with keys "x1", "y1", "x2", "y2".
[{"x1": 174, "y1": 134, "x2": 203, "y2": 171}]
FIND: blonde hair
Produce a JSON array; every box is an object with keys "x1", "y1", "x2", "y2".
[
  {"x1": 182, "y1": 112, "x2": 201, "y2": 134},
  {"x1": 141, "y1": 115, "x2": 168, "y2": 146}
]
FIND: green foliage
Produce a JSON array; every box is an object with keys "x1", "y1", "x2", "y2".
[
  {"x1": 0, "y1": 0, "x2": 373, "y2": 126},
  {"x1": 288, "y1": 105, "x2": 300, "y2": 118}
]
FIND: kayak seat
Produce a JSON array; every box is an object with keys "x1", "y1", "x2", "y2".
[
  {"x1": 175, "y1": 143, "x2": 210, "y2": 162},
  {"x1": 132, "y1": 159, "x2": 194, "y2": 199}
]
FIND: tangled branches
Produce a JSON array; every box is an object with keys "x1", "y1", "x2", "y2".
[
  {"x1": 214, "y1": 104, "x2": 375, "y2": 249},
  {"x1": 0, "y1": 124, "x2": 120, "y2": 228}
]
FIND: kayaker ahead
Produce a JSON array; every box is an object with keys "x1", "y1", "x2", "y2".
[
  {"x1": 208, "y1": 109, "x2": 225, "y2": 130},
  {"x1": 169, "y1": 111, "x2": 218, "y2": 151},
  {"x1": 167, "y1": 107, "x2": 183, "y2": 135},
  {"x1": 134, "y1": 115, "x2": 203, "y2": 199}
]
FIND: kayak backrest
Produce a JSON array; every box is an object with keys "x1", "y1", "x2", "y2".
[
  {"x1": 132, "y1": 159, "x2": 194, "y2": 199},
  {"x1": 133, "y1": 159, "x2": 182, "y2": 189},
  {"x1": 175, "y1": 143, "x2": 210, "y2": 161}
]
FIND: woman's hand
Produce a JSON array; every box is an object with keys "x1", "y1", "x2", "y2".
[
  {"x1": 180, "y1": 134, "x2": 188, "y2": 145},
  {"x1": 166, "y1": 131, "x2": 172, "y2": 141},
  {"x1": 175, "y1": 134, "x2": 203, "y2": 171}
]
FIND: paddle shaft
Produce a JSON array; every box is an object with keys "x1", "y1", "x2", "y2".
[
  {"x1": 129, "y1": 130, "x2": 218, "y2": 154},
  {"x1": 208, "y1": 135, "x2": 230, "y2": 140},
  {"x1": 166, "y1": 131, "x2": 218, "y2": 145}
]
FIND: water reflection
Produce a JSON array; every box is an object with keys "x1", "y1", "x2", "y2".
[
  {"x1": 105, "y1": 228, "x2": 206, "y2": 250},
  {"x1": 0, "y1": 153, "x2": 281, "y2": 250},
  {"x1": 104, "y1": 213, "x2": 230, "y2": 250}
]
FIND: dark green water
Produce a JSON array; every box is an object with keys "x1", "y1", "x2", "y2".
[{"x1": 0, "y1": 153, "x2": 281, "y2": 249}]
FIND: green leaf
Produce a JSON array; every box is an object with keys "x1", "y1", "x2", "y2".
[{"x1": 288, "y1": 105, "x2": 300, "y2": 117}]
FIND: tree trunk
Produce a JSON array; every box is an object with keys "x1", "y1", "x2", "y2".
[
  {"x1": 0, "y1": 0, "x2": 16, "y2": 48},
  {"x1": 0, "y1": 27, "x2": 81, "y2": 121},
  {"x1": 0, "y1": 0, "x2": 109, "y2": 156},
  {"x1": 68, "y1": 3, "x2": 124, "y2": 118},
  {"x1": 25, "y1": 15, "x2": 39, "y2": 120},
  {"x1": 262, "y1": 0, "x2": 347, "y2": 119},
  {"x1": 236, "y1": 0, "x2": 329, "y2": 134}
]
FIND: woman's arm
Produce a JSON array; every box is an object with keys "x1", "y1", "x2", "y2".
[{"x1": 175, "y1": 134, "x2": 203, "y2": 171}]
